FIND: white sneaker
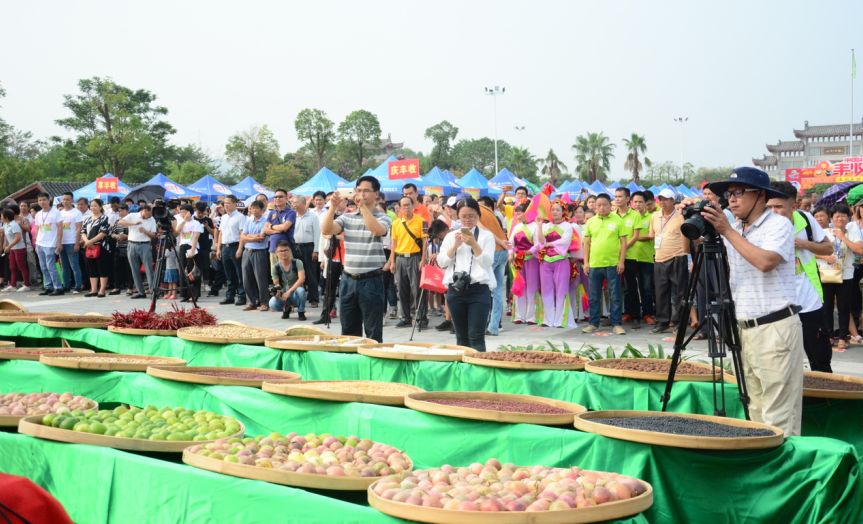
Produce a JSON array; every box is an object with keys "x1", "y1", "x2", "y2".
[
  {"x1": 16, "y1": 286, "x2": 30, "y2": 292},
  {"x1": 1, "y1": 285, "x2": 14, "y2": 292},
  {"x1": 71, "y1": 289, "x2": 80, "y2": 294}
]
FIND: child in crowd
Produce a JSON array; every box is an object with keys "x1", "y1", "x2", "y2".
[{"x1": 164, "y1": 248, "x2": 179, "y2": 300}]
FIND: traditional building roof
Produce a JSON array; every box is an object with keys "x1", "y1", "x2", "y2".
[
  {"x1": 3, "y1": 181, "x2": 86, "y2": 203},
  {"x1": 793, "y1": 120, "x2": 863, "y2": 139},
  {"x1": 766, "y1": 140, "x2": 804, "y2": 153},
  {"x1": 752, "y1": 155, "x2": 778, "y2": 167}
]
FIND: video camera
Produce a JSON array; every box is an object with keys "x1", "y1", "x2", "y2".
[
  {"x1": 680, "y1": 197, "x2": 728, "y2": 241},
  {"x1": 152, "y1": 199, "x2": 178, "y2": 230}
]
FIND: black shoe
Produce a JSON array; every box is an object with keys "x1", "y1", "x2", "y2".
[
  {"x1": 298, "y1": 312, "x2": 306, "y2": 321},
  {"x1": 39, "y1": 289, "x2": 53, "y2": 296},
  {"x1": 50, "y1": 289, "x2": 65, "y2": 296},
  {"x1": 219, "y1": 298, "x2": 234, "y2": 305},
  {"x1": 417, "y1": 319, "x2": 429, "y2": 329},
  {"x1": 435, "y1": 320, "x2": 452, "y2": 331},
  {"x1": 281, "y1": 310, "x2": 290, "y2": 320},
  {"x1": 395, "y1": 320, "x2": 412, "y2": 328},
  {"x1": 131, "y1": 293, "x2": 147, "y2": 299},
  {"x1": 312, "y1": 318, "x2": 327, "y2": 325},
  {"x1": 207, "y1": 290, "x2": 218, "y2": 297},
  {"x1": 234, "y1": 299, "x2": 247, "y2": 306},
  {"x1": 651, "y1": 322, "x2": 671, "y2": 334},
  {"x1": 309, "y1": 302, "x2": 319, "y2": 309},
  {"x1": 631, "y1": 319, "x2": 641, "y2": 330},
  {"x1": 108, "y1": 289, "x2": 121, "y2": 295}
]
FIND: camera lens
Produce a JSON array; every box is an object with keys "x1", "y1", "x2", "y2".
[{"x1": 681, "y1": 215, "x2": 706, "y2": 240}]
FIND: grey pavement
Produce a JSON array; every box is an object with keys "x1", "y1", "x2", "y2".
[{"x1": 10, "y1": 291, "x2": 863, "y2": 377}]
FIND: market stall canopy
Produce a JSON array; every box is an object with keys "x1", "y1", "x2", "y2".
[
  {"x1": 626, "y1": 182, "x2": 645, "y2": 193},
  {"x1": 128, "y1": 173, "x2": 204, "y2": 201},
  {"x1": 290, "y1": 167, "x2": 350, "y2": 197},
  {"x1": 456, "y1": 168, "x2": 499, "y2": 198},
  {"x1": 188, "y1": 175, "x2": 234, "y2": 203},
  {"x1": 421, "y1": 167, "x2": 459, "y2": 196},
  {"x1": 488, "y1": 168, "x2": 526, "y2": 192},
  {"x1": 586, "y1": 180, "x2": 610, "y2": 195},
  {"x1": 368, "y1": 156, "x2": 424, "y2": 201},
  {"x1": 608, "y1": 181, "x2": 621, "y2": 189},
  {"x1": 553, "y1": 180, "x2": 584, "y2": 199},
  {"x1": 231, "y1": 176, "x2": 274, "y2": 199},
  {"x1": 72, "y1": 176, "x2": 132, "y2": 201}
]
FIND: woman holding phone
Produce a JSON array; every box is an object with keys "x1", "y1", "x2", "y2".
[{"x1": 436, "y1": 197, "x2": 495, "y2": 351}]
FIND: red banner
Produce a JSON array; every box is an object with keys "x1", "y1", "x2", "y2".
[
  {"x1": 387, "y1": 159, "x2": 420, "y2": 180},
  {"x1": 95, "y1": 177, "x2": 119, "y2": 193}
]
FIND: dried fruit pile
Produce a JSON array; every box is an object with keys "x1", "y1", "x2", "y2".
[
  {"x1": 804, "y1": 375, "x2": 863, "y2": 392},
  {"x1": 470, "y1": 351, "x2": 582, "y2": 364},
  {"x1": 370, "y1": 459, "x2": 648, "y2": 511},
  {"x1": 187, "y1": 432, "x2": 411, "y2": 477},
  {"x1": 179, "y1": 325, "x2": 281, "y2": 339},
  {"x1": 372, "y1": 344, "x2": 465, "y2": 356},
  {"x1": 0, "y1": 392, "x2": 96, "y2": 417},
  {"x1": 285, "y1": 381, "x2": 419, "y2": 396},
  {"x1": 589, "y1": 416, "x2": 775, "y2": 438},
  {"x1": 50, "y1": 355, "x2": 179, "y2": 365},
  {"x1": 593, "y1": 359, "x2": 712, "y2": 375},
  {"x1": 424, "y1": 398, "x2": 570, "y2": 415},
  {"x1": 110, "y1": 305, "x2": 216, "y2": 330}
]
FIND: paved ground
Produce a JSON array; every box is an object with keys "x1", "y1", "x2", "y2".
[{"x1": 11, "y1": 291, "x2": 863, "y2": 377}]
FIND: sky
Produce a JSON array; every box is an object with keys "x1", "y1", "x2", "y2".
[{"x1": 1, "y1": 0, "x2": 861, "y2": 180}]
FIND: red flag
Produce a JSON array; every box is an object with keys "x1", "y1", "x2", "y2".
[
  {"x1": 541, "y1": 182, "x2": 556, "y2": 196},
  {"x1": 524, "y1": 193, "x2": 551, "y2": 223}
]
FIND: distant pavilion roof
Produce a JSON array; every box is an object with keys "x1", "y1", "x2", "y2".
[
  {"x1": 766, "y1": 140, "x2": 804, "y2": 153},
  {"x1": 752, "y1": 155, "x2": 778, "y2": 167},
  {"x1": 793, "y1": 120, "x2": 863, "y2": 139}
]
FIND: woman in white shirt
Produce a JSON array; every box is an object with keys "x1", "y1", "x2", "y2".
[
  {"x1": 817, "y1": 204, "x2": 863, "y2": 350},
  {"x1": 436, "y1": 197, "x2": 495, "y2": 351},
  {"x1": 174, "y1": 204, "x2": 203, "y2": 301}
]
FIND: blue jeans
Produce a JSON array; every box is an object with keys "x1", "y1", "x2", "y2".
[
  {"x1": 339, "y1": 273, "x2": 385, "y2": 342},
  {"x1": 36, "y1": 246, "x2": 61, "y2": 290},
  {"x1": 589, "y1": 266, "x2": 622, "y2": 327},
  {"x1": 59, "y1": 243, "x2": 82, "y2": 290},
  {"x1": 268, "y1": 287, "x2": 307, "y2": 312},
  {"x1": 486, "y1": 250, "x2": 508, "y2": 334}
]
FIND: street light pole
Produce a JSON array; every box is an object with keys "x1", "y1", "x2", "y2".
[
  {"x1": 673, "y1": 116, "x2": 688, "y2": 183},
  {"x1": 485, "y1": 86, "x2": 505, "y2": 175}
]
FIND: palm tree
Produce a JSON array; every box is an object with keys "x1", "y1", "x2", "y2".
[
  {"x1": 503, "y1": 146, "x2": 538, "y2": 179},
  {"x1": 539, "y1": 149, "x2": 568, "y2": 186},
  {"x1": 572, "y1": 132, "x2": 615, "y2": 183},
  {"x1": 622, "y1": 133, "x2": 650, "y2": 185}
]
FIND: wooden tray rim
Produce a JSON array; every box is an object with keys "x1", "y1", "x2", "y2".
[
  {"x1": 38, "y1": 315, "x2": 114, "y2": 329},
  {"x1": 585, "y1": 358, "x2": 722, "y2": 382},
  {"x1": 358, "y1": 343, "x2": 477, "y2": 362},
  {"x1": 17, "y1": 415, "x2": 244, "y2": 452},
  {"x1": 0, "y1": 312, "x2": 66, "y2": 323},
  {"x1": 0, "y1": 348, "x2": 95, "y2": 361},
  {"x1": 107, "y1": 326, "x2": 178, "y2": 337},
  {"x1": 0, "y1": 299, "x2": 26, "y2": 312},
  {"x1": 462, "y1": 351, "x2": 587, "y2": 371},
  {"x1": 147, "y1": 365, "x2": 300, "y2": 387},
  {"x1": 573, "y1": 410, "x2": 785, "y2": 450},
  {"x1": 177, "y1": 326, "x2": 284, "y2": 345},
  {"x1": 405, "y1": 391, "x2": 585, "y2": 425},
  {"x1": 263, "y1": 380, "x2": 424, "y2": 406},
  {"x1": 802, "y1": 371, "x2": 863, "y2": 399},
  {"x1": 39, "y1": 353, "x2": 187, "y2": 371},
  {"x1": 264, "y1": 335, "x2": 372, "y2": 353}
]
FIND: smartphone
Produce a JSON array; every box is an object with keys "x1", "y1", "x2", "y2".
[
  {"x1": 460, "y1": 227, "x2": 471, "y2": 236},
  {"x1": 336, "y1": 188, "x2": 353, "y2": 198}
]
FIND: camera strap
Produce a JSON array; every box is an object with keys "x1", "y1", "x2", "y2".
[{"x1": 454, "y1": 227, "x2": 479, "y2": 277}]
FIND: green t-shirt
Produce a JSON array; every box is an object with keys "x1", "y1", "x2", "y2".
[
  {"x1": 271, "y1": 258, "x2": 305, "y2": 292},
  {"x1": 584, "y1": 213, "x2": 625, "y2": 267},
  {"x1": 628, "y1": 211, "x2": 655, "y2": 263}
]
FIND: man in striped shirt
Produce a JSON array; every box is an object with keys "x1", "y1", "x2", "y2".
[{"x1": 321, "y1": 176, "x2": 392, "y2": 342}]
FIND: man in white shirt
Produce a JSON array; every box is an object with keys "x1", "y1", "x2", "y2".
[
  {"x1": 767, "y1": 181, "x2": 834, "y2": 372},
  {"x1": 119, "y1": 205, "x2": 157, "y2": 298},
  {"x1": 703, "y1": 168, "x2": 805, "y2": 436},
  {"x1": 58, "y1": 192, "x2": 84, "y2": 293},
  {"x1": 215, "y1": 195, "x2": 246, "y2": 305},
  {"x1": 34, "y1": 192, "x2": 64, "y2": 295},
  {"x1": 291, "y1": 195, "x2": 321, "y2": 307},
  {"x1": 310, "y1": 191, "x2": 328, "y2": 220}
]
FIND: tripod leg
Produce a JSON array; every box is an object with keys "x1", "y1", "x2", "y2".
[
  {"x1": 409, "y1": 288, "x2": 426, "y2": 341},
  {"x1": 149, "y1": 236, "x2": 168, "y2": 313}
]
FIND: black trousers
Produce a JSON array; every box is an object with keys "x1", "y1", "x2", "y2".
[
  {"x1": 296, "y1": 242, "x2": 319, "y2": 303},
  {"x1": 447, "y1": 283, "x2": 491, "y2": 352},
  {"x1": 319, "y1": 261, "x2": 342, "y2": 319},
  {"x1": 179, "y1": 245, "x2": 201, "y2": 300},
  {"x1": 823, "y1": 279, "x2": 853, "y2": 339},
  {"x1": 654, "y1": 255, "x2": 689, "y2": 324},
  {"x1": 339, "y1": 273, "x2": 385, "y2": 342},
  {"x1": 800, "y1": 307, "x2": 833, "y2": 372},
  {"x1": 113, "y1": 251, "x2": 131, "y2": 290}
]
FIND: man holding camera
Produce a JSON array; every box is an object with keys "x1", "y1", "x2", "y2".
[
  {"x1": 269, "y1": 240, "x2": 306, "y2": 320},
  {"x1": 702, "y1": 167, "x2": 804, "y2": 436},
  {"x1": 118, "y1": 204, "x2": 157, "y2": 299}
]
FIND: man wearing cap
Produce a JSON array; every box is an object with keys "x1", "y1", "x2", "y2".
[
  {"x1": 649, "y1": 188, "x2": 688, "y2": 333},
  {"x1": 701, "y1": 167, "x2": 804, "y2": 436}
]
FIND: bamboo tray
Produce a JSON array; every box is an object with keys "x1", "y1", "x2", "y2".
[
  {"x1": 803, "y1": 371, "x2": 863, "y2": 400},
  {"x1": 183, "y1": 447, "x2": 413, "y2": 491},
  {"x1": 284, "y1": 325, "x2": 329, "y2": 337},
  {"x1": 0, "y1": 299, "x2": 25, "y2": 311},
  {"x1": 263, "y1": 380, "x2": 424, "y2": 406},
  {"x1": 405, "y1": 391, "x2": 585, "y2": 425},
  {"x1": 18, "y1": 416, "x2": 244, "y2": 453},
  {"x1": 38, "y1": 315, "x2": 114, "y2": 329},
  {"x1": 39, "y1": 353, "x2": 187, "y2": 372},
  {"x1": 368, "y1": 477, "x2": 653, "y2": 524},
  {"x1": 358, "y1": 343, "x2": 477, "y2": 362},
  {"x1": 0, "y1": 341, "x2": 14, "y2": 349},
  {"x1": 0, "y1": 398, "x2": 98, "y2": 427},
  {"x1": 177, "y1": 326, "x2": 284, "y2": 345},
  {"x1": 463, "y1": 351, "x2": 587, "y2": 371},
  {"x1": 265, "y1": 335, "x2": 374, "y2": 353},
  {"x1": 107, "y1": 326, "x2": 178, "y2": 337},
  {"x1": 147, "y1": 366, "x2": 300, "y2": 387},
  {"x1": 585, "y1": 358, "x2": 721, "y2": 382},
  {"x1": 0, "y1": 347, "x2": 94, "y2": 361},
  {"x1": 0, "y1": 312, "x2": 65, "y2": 323},
  {"x1": 573, "y1": 410, "x2": 784, "y2": 450}
]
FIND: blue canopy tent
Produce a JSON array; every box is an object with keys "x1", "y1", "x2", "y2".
[
  {"x1": 586, "y1": 180, "x2": 610, "y2": 195},
  {"x1": 368, "y1": 156, "x2": 424, "y2": 201},
  {"x1": 127, "y1": 173, "x2": 204, "y2": 202},
  {"x1": 188, "y1": 175, "x2": 234, "y2": 203},
  {"x1": 608, "y1": 181, "x2": 621, "y2": 189},
  {"x1": 553, "y1": 180, "x2": 584, "y2": 199},
  {"x1": 457, "y1": 168, "x2": 500, "y2": 198},
  {"x1": 626, "y1": 182, "x2": 645, "y2": 193},
  {"x1": 488, "y1": 168, "x2": 525, "y2": 193},
  {"x1": 290, "y1": 167, "x2": 350, "y2": 197},
  {"x1": 231, "y1": 177, "x2": 274, "y2": 199},
  {"x1": 422, "y1": 167, "x2": 460, "y2": 196},
  {"x1": 72, "y1": 176, "x2": 133, "y2": 202},
  {"x1": 440, "y1": 170, "x2": 458, "y2": 184}
]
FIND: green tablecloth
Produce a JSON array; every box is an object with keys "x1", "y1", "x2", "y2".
[
  {"x1": 4, "y1": 323, "x2": 862, "y2": 458},
  {"x1": 1, "y1": 360, "x2": 861, "y2": 524}
]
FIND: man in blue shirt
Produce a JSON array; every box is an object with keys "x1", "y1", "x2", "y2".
[
  {"x1": 238, "y1": 201, "x2": 271, "y2": 311},
  {"x1": 264, "y1": 189, "x2": 296, "y2": 264}
]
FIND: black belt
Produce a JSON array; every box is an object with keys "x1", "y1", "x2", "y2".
[
  {"x1": 129, "y1": 241, "x2": 150, "y2": 244},
  {"x1": 395, "y1": 252, "x2": 420, "y2": 258},
  {"x1": 738, "y1": 305, "x2": 801, "y2": 330},
  {"x1": 345, "y1": 269, "x2": 382, "y2": 280},
  {"x1": 222, "y1": 242, "x2": 239, "y2": 248},
  {"x1": 245, "y1": 248, "x2": 267, "y2": 252},
  {"x1": 296, "y1": 242, "x2": 314, "y2": 246}
]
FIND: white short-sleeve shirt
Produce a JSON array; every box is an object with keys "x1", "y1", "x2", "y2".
[
  {"x1": 58, "y1": 208, "x2": 83, "y2": 245},
  {"x1": 792, "y1": 211, "x2": 826, "y2": 313}
]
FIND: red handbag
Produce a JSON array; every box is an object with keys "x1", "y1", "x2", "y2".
[
  {"x1": 84, "y1": 244, "x2": 101, "y2": 259},
  {"x1": 420, "y1": 264, "x2": 447, "y2": 294}
]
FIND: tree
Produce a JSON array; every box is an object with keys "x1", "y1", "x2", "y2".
[
  {"x1": 539, "y1": 149, "x2": 568, "y2": 186},
  {"x1": 55, "y1": 77, "x2": 175, "y2": 180},
  {"x1": 224, "y1": 125, "x2": 281, "y2": 179},
  {"x1": 294, "y1": 108, "x2": 335, "y2": 170},
  {"x1": 424, "y1": 120, "x2": 458, "y2": 168},
  {"x1": 263, "y1": 163, "x2": 306, "y2": 192},
  {"x1": 643, "y1": 161, "x2": 696, "y2": 186},
  {"x1": 572, "y1": 132, "x2": 615, "y2": 183},
  {"x1": 337, "y1": 110, "x2": 381, "y2": 175},
  {"x1": 503, "y1": 146, "x2": 538, "y2": 180},
  {"x1": 165, "y1": 144, "x2": 220, "y2": 185},
  {"x1": 451, "y1": 138, "x2": 512, "y2": 176},
  {"x1": 622, "y1": 133, "x2": 650, "y2": 185}
]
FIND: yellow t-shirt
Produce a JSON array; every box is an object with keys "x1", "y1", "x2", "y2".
[{"x1": 392, "y1": 214, "x2": 426, "y2": 255}]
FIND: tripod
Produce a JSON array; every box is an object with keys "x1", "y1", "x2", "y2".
[
  {"x1": 320, "y1": 237, "x2": 341, "y2": 329},
  {"x1": 149, "y1": 226, "x2": 198, "y2": 313},
  {"x1": 660, "y1": 235, "x2": 750, "y2": 419}
]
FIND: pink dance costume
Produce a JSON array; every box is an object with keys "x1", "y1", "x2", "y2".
[
  {"x1": 534, "y1": 221, "x2": 573, "y2": 328},
  {"x1": 509, "y1": 222, "x2": 540, "y2": 324}
]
